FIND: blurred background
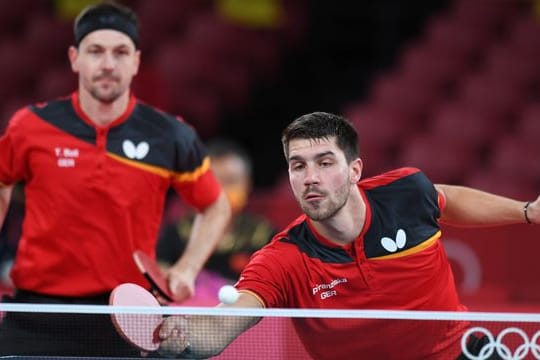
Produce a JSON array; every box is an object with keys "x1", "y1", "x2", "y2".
[{"x1": 1, "y1": 0, "x2": 539, "y2": 310}]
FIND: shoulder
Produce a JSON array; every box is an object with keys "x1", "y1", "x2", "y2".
[
  {"x1": 363, "y1": 168, "x2": 441, "y2": 227},
  {"x1": 26, "y1": 96, "x2": 73, "y2": 120},
  {"x1": 250, "y1": 225, "x2": 304, "y2": 264},
  {"x1": 3, "y1": 103, "x2": 45, "y2": 134},
  {"x1": 10, "y1": 96, "x2": 69, "y2": 125},
  {"x1": 133, "y1": 102, "x2": 196, "y2": 136},
  {"x1": 361, "y1": 167, "x2": 435, "y2": 194},
  {"x1": 258, "y1": 216, "x2": 353, "y2": 264},
  {"x1": 6, "y1": 106, "x2": 33, "y2": 127},
  {"x1": 245, "y1": 241, "x2": 300, "y2": 280},
  {"x1": 359, "y1": 167, "x2": 423, "y2": 189},
  {"x1": 130, "y1": 101, "x2": 202, "y2": 153}
]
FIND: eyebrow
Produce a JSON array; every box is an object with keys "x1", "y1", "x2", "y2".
[
  {"x1": 289, "y1": 150, "x2": 336, "y2": 162},
  {"x1": 86, "y1": 43, "x2": 132, "y2": 50}
]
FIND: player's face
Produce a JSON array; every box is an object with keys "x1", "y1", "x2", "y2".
[
  {"x1": 69, "y1": 29, "x2": 140, "y2": 103},
  {"x1": 287, "y1": 137, "x2": 360, "y2": 222}
]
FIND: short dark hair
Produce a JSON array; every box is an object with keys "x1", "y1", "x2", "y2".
[
  {"x1": 281, "y1": 112, "x2": 359, "y2": 163},
  {"x1": 74, "y1": 1, "x2": 139, "y2": 47},
  {"x1": 207, "y1": 138, "x2": 253, "y2": 177}
]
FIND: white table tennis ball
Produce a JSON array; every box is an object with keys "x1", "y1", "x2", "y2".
[{"x1": 218, "y1": 285, "x2": 239, "y2": 304}]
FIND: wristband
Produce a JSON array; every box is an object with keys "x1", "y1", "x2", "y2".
[{"x1": 524, "y1": 201, "x2": 532, "y2": 224}]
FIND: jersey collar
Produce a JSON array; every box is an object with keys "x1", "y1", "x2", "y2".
[{"x1": 71, "y1": 91, "x2": 136, "y2": 129}]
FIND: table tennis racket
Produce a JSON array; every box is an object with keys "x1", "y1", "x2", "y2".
[
  {"x1": 133, "y1": 250, "x2": 174, "y2": 302},
  {"x1": 109, "y1": 283, "x2": 163, "y2": 352}
]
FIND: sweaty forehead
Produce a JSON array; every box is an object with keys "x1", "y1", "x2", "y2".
[{"x1": 79, "y1": 29, "x2": 136, "y2": 49}]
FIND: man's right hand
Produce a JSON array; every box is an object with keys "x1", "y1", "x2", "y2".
[
  {"x1": 167, "y1": 267, "x2": 196, "y2": 303},
  {"x1": 158, "y1": 316, "x2": 191, "y2": 357}
]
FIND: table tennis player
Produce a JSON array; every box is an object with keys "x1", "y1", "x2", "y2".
[
  {"x1": 158, "y1": 112, "x2": 539, "y2": 359},
  {"x1": 0, "y1": 2, "x2": 230, "y2": 357}
]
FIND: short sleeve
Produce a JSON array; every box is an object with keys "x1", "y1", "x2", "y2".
[
  {"x1": 235, "y1": 244, "x2": 292, "y2": 308},
  {"x1": 169, "y1": 124, "x2": 221, "y2": 210}
]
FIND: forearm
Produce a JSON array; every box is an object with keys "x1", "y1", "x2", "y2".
[
  {"x1": 0, "y1": 184, "x2": 13, "y2": 229},
  {"x1": 159, "y1": 293, "x2": 262, "y2": 358},
  {"x1": 184, "y1": 314, "x2": 260, "y2": 358},
  {"x1": 436, "y1": 184, "x2": 534, "y2": 226},
  {"x1": 171, "y1": 191, "x2": 231, "y2": 277}
]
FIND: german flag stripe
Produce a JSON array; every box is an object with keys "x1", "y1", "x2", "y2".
[{"x1": 108, "y1": 153, "x2": 211, "y2": 182}]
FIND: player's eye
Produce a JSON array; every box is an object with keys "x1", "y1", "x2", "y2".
[
  {"x1": 115, "y1": 49, "x2": 130, "y2": 56},
  {"x1": 88, "y1": 47, "x2": 107, "y2": 57},
  {"x1": 291, "y1": 163, "x2": 305, "y2": 171},
  {"x1": 320, "y1": 160, "x2": 333, "y2": 167}
]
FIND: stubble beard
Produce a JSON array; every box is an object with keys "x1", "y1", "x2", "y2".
[
  {"x1": 89, "y1": 85, "x2": 123, "y2": 104},
  {"x1": 88, "y1": 73, "x2": 125, "y2": 104},
  {"x1": 301, "y1": 182, "x2": 350, "y2": 222}
]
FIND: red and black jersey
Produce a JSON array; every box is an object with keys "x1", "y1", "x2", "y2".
[
  {"x1": 0, "y1": 92, "x2": 221, "y2": 296},
  {"x1": 236, "y1": 168, "x2": 466, "y2": 359}
]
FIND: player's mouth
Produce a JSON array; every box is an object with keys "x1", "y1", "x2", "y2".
[
  {"x1": 94, "y1": 75, "x2": 120, "y2": 83},
  {"x1": 304, "y1": 191, "x2": 325, "y2": 201}
]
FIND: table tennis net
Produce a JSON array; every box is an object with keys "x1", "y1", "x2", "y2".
[{"x1": 0, "y1": 304, "x2": 539, "y2": 359}]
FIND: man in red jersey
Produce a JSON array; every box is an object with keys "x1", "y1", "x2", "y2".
[
  {"x1": 0, "y1": 1, "x2": 230, "y2": 357},
  {"x1": 157, "y1": 112, "x2": 538, "y2": 359}
]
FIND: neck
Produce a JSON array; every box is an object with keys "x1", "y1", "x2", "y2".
[
  {"x1": 311, "y1": 186, "x2": 366, "y2": 246},
  {"x1": 78, "y1": 89, "x2": 130, "y2": 127}
]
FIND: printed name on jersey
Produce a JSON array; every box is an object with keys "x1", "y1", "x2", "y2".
[
  {"x1": 380, "y1": 228, "x2": 406, "y2": 253},
  {"x1": 54, "y1": 146, "x2": 79, "y2": 168},
  {"x1": 312, "y1": 278, "x2": 348, "y2": 300},
  {"x1": 122, "y1": 139, "x2": 150, "y2": 160}
]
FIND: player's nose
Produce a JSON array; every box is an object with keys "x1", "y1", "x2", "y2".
[
  {"x1": 101, "y1": 52, "x2": 116, "y2": 69},
  {"x1": 303, "y1": 166, "x2": 320, "y2": 185}
]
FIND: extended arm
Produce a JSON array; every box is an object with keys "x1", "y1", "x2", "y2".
[
  {"x1": 435, "y1": 184, "x2": 539, "y2": 226},
  {"x1": 167, "y1": 190, "x2": 231, "y2": 301},
  {"x1": 158, "y1": 292, "x2": 263, "y2": 358},
  {"x1": 0, "y1": 183, "x2": 13, "y2": 230}
]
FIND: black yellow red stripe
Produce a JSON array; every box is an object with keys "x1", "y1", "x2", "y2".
[
  {"x1": 108, "y1": 153, "x2": 211, "y2": 182},
  {"x1": 173, "y1": 157, "x2": 211, "y2": 183}
]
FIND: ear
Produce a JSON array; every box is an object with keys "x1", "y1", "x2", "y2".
[
  {"x1": 350, "y1": 158, "x2": 363, "y2": 184},
  {"x1": 132, "y1": 49, "x2": 141, "y2": 76},
  {"x1": 68, "y1": 46, "x2": 79, "y2": 73}
]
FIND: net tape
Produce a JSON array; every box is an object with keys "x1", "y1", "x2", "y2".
[{"x1": 1, "y1": 304, "x2": 539, "y2": 360}]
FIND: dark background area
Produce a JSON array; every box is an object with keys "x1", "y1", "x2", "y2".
[{"x1": 217, "y1": 1, "x2": 450, "y2": 188}]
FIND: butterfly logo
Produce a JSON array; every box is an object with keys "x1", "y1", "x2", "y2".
[
  {"x1": 122, "y1": 140, "x2": 149, "y2": 160},
  {"x1": 380, "y1": 229, "x2": 407, "y2": 253}
]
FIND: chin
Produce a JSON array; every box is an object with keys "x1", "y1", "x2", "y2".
[{"x1": 304, "y1": 208, "x2": 328, "y2": 222}]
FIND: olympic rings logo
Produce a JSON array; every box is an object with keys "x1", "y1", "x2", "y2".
[{"x1": 461, "y1": 327, "x2": 540, "y2": 360}]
